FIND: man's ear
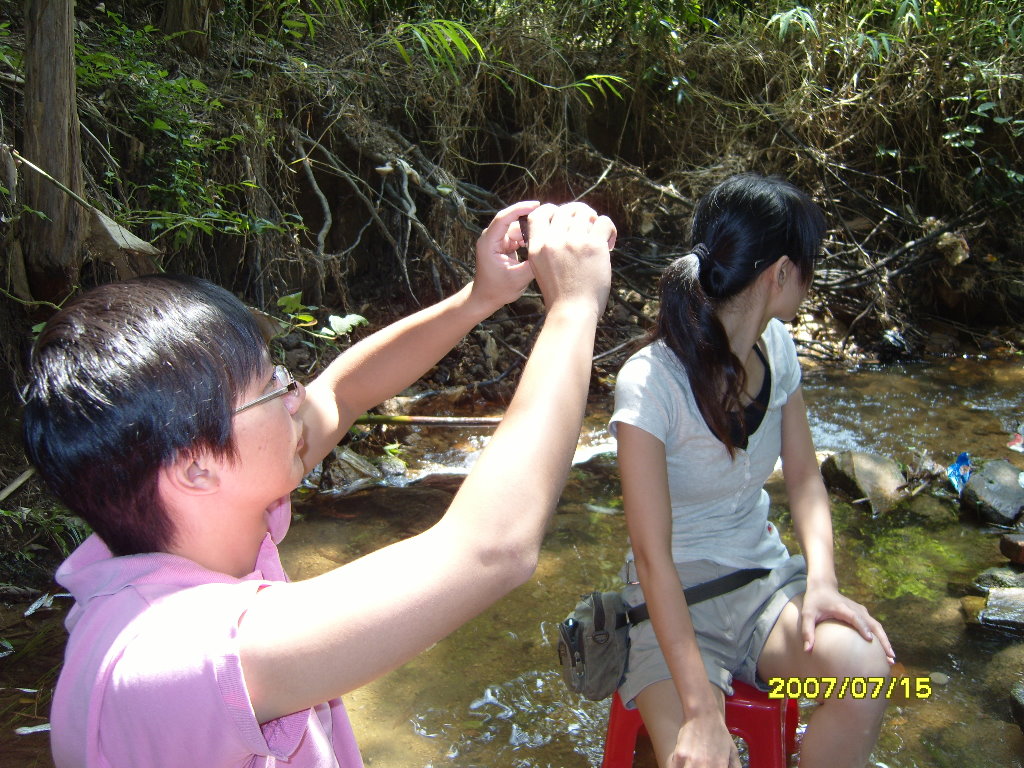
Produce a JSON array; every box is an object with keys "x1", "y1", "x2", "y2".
[{"x1": 161, "y1": 452, "x2": 222, "y2": 496}]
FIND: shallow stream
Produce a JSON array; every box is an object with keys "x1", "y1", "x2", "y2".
[
  {"x1": 2, "y1": 357, "x2": 1024, "y2": 766},
  {"x1": 282, "y1": 356, "x2": 1024, "y2": 767}
]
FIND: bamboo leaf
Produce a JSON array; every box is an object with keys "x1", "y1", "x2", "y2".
[{"x1": 392, "y1": 37, "x2": 411, "y2": 65}]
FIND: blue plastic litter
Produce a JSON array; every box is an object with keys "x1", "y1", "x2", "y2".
[{"x1": 947, "y1": 452, "x2": 972, "y2": 495}]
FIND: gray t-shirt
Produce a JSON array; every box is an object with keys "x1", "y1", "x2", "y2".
[{"x1": 610, "y1": 318, "x2": 801, "y2": 570}]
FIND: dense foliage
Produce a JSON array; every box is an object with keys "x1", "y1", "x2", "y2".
[
  {"x1": 0, "y1": 0, "x2": 1022, "y2": 581},
  {"x1": 2, "y1": 1, "x2": 1022, "y2": 338}
]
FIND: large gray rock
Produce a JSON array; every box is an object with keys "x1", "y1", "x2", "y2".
[
  {"x1": 820, "y1": 451, "x2": 906, "y2": 516},
  {"x1": 961, "y1": 460, "x2": 1024, "y2": 526}
]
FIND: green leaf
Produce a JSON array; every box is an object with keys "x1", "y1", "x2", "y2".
[
  {"x1": 327, "y1": 314, "x2": 369, "y2": 336},
  {"x1": 392, "y1": 38, "x2": 411, "y2": 65},
  {"x1": 277, "y1": 291, "x2": 306, "y2": 315},
  {"x1": 436, "y1": 22, "x2": 471, "y2": 60}
]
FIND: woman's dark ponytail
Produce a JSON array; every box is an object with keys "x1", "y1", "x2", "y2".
[
  {"x1": 651, "y1": 173, "x2": 825, "y2": 456},
  {"x1": 654, "y1": 248, "x2": 744, "y2": 453}
]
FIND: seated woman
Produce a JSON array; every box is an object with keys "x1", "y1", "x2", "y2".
[
  {"x1": 22, "y1": 200, "x2": 615, "y2": 768},
  {"x1": 610, "y1": 174, "x2": 893, "y2": 768}
]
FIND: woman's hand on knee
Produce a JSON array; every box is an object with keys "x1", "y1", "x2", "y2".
[
  {"x1": 799, "y1": 585, "x2": 895, "y2": 664},
  {"x1": 669, "y1": 714, "x2": 740, "y2": 768}
]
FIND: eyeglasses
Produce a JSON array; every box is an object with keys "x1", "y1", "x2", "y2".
[{"x1": 233, "y1": 365, "x2": 298, "y2": 414}]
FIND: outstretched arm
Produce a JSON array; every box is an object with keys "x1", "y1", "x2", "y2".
[
  {"x1": 239, "y1": 202, "x2": 615, "y2": 723},
  {"x1": 781, "y1": 387, "x2": 894, "y2": 661},
  {"x1": 298, "y1": 201, "x2": 538, "y2": 470}
]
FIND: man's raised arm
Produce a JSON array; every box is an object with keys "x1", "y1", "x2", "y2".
[{"x1": 240, "y1": 201, "x2": 615, "y2": 723}]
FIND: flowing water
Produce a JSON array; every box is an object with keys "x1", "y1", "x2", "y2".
[{"x1": 2, "y1": 357, "x2": 1023, "y2": 766}]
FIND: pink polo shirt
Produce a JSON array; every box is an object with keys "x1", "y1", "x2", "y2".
[{"x1": 50, "y1": 497, "x2": 362, "y2": 768}]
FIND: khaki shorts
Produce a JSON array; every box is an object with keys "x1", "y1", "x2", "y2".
[{"x1": 618, "y1": 555, "x2": 807, "y2": 708}]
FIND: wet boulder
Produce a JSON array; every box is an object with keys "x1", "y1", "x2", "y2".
[
  {"x1": 960, "y1": 460, "x2": 1024, "y2": 527},
  {"x1": 972, "y1": 566, "x2": 1024, "y2": 595},
  {"x1": 1001, "y1": 534, "x2": 1024, "y2": 565},
  {"x1": 820, "y1": 451, "x2": 906, "y2": 516},
  {"x1": 975, "y1": 588, "x2": 1024, "y2": 636},
  {"x1": 321, "y1": 446, "x2": 386, "y2": 493}
]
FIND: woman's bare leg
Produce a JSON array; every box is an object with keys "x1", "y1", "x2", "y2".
[
  {"x1": 758, "y1": 596, "x2": 890, "y2": 768},
  {"x1": 635, "y1": 679, "x2": 731, "y2": 768}
]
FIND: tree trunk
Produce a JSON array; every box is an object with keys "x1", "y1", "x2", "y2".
[
  {"x1": 21, "y1": 0, "x2": 87, "y2": 304},
  {"x1": 161, "y1": 0, "x2": 217, "y2": 58}
]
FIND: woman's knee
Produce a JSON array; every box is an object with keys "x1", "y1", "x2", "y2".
[{"x1": 811, "y1": 619, "x2": 891, "y2": 680}]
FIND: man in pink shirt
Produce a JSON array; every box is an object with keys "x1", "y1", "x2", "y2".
[{"x1": 22, "y1": 201, "x2": 615, "y2": 767}]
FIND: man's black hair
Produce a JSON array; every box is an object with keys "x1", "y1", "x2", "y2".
[{"x1": 22, "y1": 275, "x2": 267, "y2": 555}]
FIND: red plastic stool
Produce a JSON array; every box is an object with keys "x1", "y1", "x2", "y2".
[{"x1": 601, "y1": 680, "x2": 799, "y2": 768}]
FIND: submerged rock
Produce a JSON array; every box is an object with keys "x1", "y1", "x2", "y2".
[
  {"x1": 961, "y1": 595, "x2": 986, "y2": 625},
  {"x1": 961, "y1": 460, "x2": 1024, "y2": 527},
  {"x1": 411, "y1": 471, "x2": 468, "y2": 494},
  {"x1": 1012, "y1": 679, "x2": 1024, "y2": 736},
  {"x1": 901, "y1": 493, "x2": 958, "y2": 528},
  {"x1": 573, "y1": 450, "x2": 619, "y2": 480},
  {"x1": 981, "y1": 644, "x2": 1024, "y2": 736},
  {"x1": 820, "y1": 451, "x2": 905, "y2": 516},
  {"x1": 299, "y1": 485, "x2": 452, "y2": 533}
]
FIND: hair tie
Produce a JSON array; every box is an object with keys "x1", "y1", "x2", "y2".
[
  {"x1": 691, "y1": 243, "x2": 710, "y2": 263},
  {"x1": 679, "y1": 252, "x2": 701, "y2": 280}
]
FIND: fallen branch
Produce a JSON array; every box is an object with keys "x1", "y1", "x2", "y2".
[
  {"x1": 818, "y1": 213, "x2": 981, "y2": 289},
  {"x1": 0, "y1": 584, "x2": 41, "y2": 599},
  {"x1": 6, "y1": 146, "x2": 161, "y2": 273},
  {"x1": 0, "y1": 468, "x2": 35, "y2": 505},
  {"x1": 573, "y1": 159, "x2": 614, "y2": 202}
]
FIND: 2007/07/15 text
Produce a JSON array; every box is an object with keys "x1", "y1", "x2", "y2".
[{"x1": 767, "y1": 676, "x2": 933, "y2": 700}]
